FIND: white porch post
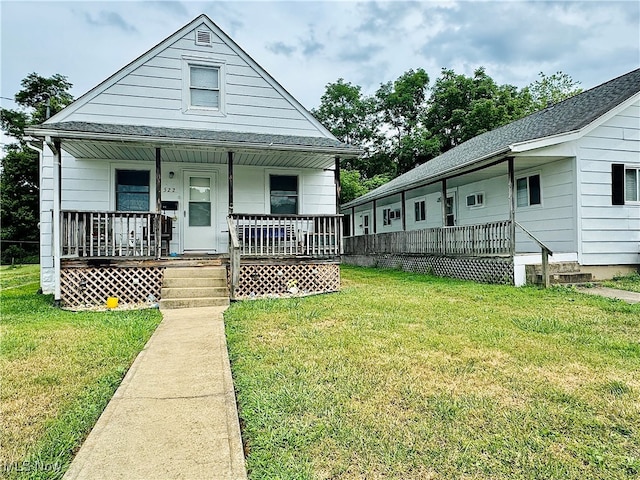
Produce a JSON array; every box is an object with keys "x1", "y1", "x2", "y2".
[
  {"x1": 155, "y1": 148, "x2": 162, "y2": 258},
  {"x1": 507, "y1": 157, "x2": 516, "y2": 255}
]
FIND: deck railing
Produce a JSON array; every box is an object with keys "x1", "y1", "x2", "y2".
[
  {"x1": 343, "y1": 220, "x2": 512, "y2": 257},
  {"x1": 61, "y1": 210, "x2": 170, "y2": 258},
  {"x1": 228, "y1": 214, "x2": 343, "y2": 257}
]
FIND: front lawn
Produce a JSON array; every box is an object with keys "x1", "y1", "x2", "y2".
[
  {"x1": 225, "y1": 265, "x2": 640, "y2": 479},
  {"x1": 603, "y1": 272, "x2": 640, "y2": 293},
  {"x1": 0, "y1": 265, "x2": 162, "y2": 479}
]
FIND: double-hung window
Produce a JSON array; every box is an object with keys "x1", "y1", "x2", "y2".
[
  {"x1": 115, "y1": 170, "x2": 150, "y2": 211},
  {"x1": 516, "y1": 174, "x2": 541, "y2": 207},
  {"x1": 414, "y1": 200, "x2": 426, "y2": 222},
  {"x1": 624, "y1": 167, "x2": 639, "y2": 202},
  {"x1": 270, "y1": 175, "x2": 298, "y2": 214},
  {"x1": 190, "y1": 65, "x2": 220, "y2": 108}
]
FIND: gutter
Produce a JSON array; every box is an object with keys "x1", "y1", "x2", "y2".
[{"x1": 24, "y1": 127, "x2": 363, "y2": 156}]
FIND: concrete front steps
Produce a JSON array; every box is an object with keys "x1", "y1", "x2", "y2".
[
  {"x1": 160, "y1": 266, "x2": 229, "y2": 309},
  {"x1": 527, "y1": 261, "x2": 594, "y2": 286}
]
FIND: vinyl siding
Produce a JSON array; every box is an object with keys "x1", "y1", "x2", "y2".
[
  {"x1": 578, "y1": 100, "x2": 640, "y2": 265},
  {"x1": 66, "y1": 25, "x2": 325, "y2": 137},
  {"x1": 344, "y1": 159, "x2": 577, "y2": 254}
]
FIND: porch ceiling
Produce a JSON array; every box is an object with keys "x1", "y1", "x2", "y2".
[
  {"x1": 28, "y1": 121, "x2": 362, "y2": 170},
  {"x1": 61, "y1": 139, "x2": 338, "y2": 169}
]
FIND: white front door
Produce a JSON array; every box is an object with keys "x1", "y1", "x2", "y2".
[{"x1": 183, "y1": 172, "x2": 217, "y2": 251}]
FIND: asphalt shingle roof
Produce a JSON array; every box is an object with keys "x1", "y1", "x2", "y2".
[
  {"x1": 343, "y1": 68, "x2": 640, "y2": 208},
  {"x1": 32, "y1": 121, "x2": 361, "y2": 153}
]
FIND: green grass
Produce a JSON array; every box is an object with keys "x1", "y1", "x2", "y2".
[
  {"x1": 0, "y1": 265, "x2": 162, "y2": 479},
  {"x1": 225, "y1": 265, "x2": 640, "y2": 480},
  {"x1": 602, "y1": 272, "x2": 640, "y2": 293}
]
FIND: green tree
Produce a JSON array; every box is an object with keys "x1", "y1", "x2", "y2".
[
  {"x1": 312, "y1": 78, "x2": 376, "y2": 146},
  {"x1": 424, "y1": 67, "x2": 530, "y2": 152},
  {"x1": 1, "y1": 73, "x2": 73, "y2": 263},
  {"x1": 375, "y1": 68, "x2": 431, "y2": 174},
  {"x1": 525, "y1": 71, "x2": 582, "y2": 112}
]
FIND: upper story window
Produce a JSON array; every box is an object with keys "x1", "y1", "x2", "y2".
[
  {"x1": 414, "y1": 200, "x2": 426, "y2": 222},
  {"x1": 190, "y1": 65, "x2": 220, "y2": 108},
  {"x1": 270, "y1": 175, "x2": 298, "y2": 214},
  {"x1": 516, "y1": 174, "x2": 541, "y2": 207},
  {"x1": 116, "y1": 170, "x2": 149, "y2": 211},
  {"x1": 182, "y1": 56, "x2": 226, "y2": 115}
]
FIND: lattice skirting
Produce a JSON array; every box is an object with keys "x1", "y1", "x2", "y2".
[
  {"x1": 232, "y1": 262, "x2": 340, "y2": 299},
  {"x1": 343, "y1": 254, "x2": 514, "y2": 285},
  {"x1": 61, "y1": 266, "x2": 164, "y2": 308}
]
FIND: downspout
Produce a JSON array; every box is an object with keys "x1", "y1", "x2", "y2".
[
  {"x1": 25, "y1": 139, "x2": 44, "y2": 293},
  {"x1": 46, "y1": 136, "x2": 62, "y2": 303}
]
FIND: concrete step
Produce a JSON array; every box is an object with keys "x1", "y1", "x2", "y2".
[
  {"x1": 163, "y1": 267, "x2": 227, "y2": 279},
  {"x1": 162, "y1": 286, "x2": 229, "y2": 299},
  {"x1": 162, "y1": 277, "x2": 227, "y2": 288},
  {"x1": 538, "y1": 272, "x2": 594, "y2": 284},
  {"x1": 160, "y1": 266, "x2": 229, "y2": 310},
  {"x1": 160, "y1": 297, "x2": 230, "y2": 309}
]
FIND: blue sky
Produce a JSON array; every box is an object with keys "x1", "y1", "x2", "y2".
[{"x1": 1, "y1": 0, "x2": 639, "y2": 125}]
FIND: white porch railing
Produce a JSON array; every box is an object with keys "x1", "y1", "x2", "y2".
[
  {"x1": 61, "y1": 210, "x2": 170, "y2": 258},
  {"x1": 228, "y1": 214, "x2": 343, "y2": 257},
  {"x1": 343, "y1": 220, "x2": 512, "y2": 257}
]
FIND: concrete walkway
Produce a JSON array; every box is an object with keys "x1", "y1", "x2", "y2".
[
  {"x1": 64, "y1": 306, "x2": 247, "y2": 480},
  {"x1": 576, "y1": 286, "x2": 640, "y2": 304}
]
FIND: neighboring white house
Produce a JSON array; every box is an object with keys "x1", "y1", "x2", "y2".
[
  {"x1": 27, "y1": 15, "x2": 359, "y2": 305},
  {"x1": 341, "y1": 68, "x2": 640, "y2": 286}
]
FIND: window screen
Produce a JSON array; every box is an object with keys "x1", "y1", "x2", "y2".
[
  {"x1": 190, "y1": 66, "x2": 219, "y2": 108},
  {"x1": 116, "y1": 170, "x2": 150, "y2": 211},
  {"x1": 270, "y1": 175, "x2": 298, "y2": 214}
]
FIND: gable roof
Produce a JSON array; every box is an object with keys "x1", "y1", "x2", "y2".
[
  {"x1": 39, "y1": 14, "x2": 338, "y2": 141},
  {"x1": 342, "y1": 67, "x2": 640, "y2": 208}
]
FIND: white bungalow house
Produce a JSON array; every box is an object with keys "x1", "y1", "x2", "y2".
[
  {"x1": 27, "y1": 14, "x2": 360, "y2": 307},
  {"x1": 341, "y1": 68, "x2": 640, "y2": 286}
]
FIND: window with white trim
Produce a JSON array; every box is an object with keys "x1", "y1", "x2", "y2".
[
  {"x1": 115, "y1": 170, "x2": 150, "y2": 212},
  {"x1": 516, "y1": 174, "x2": 541, "y2": 207},
  {"x1": 625, "y1": 167, "x2": 639, "y2": 202},
  {"x1": 466, "y1": 192, "x2": 484, "y2": 208},
  {"x1": 383, "y1": 207, "x2": 392, "y2": 226},
  {"x1": 270, "y1": 175, "x2": 298, "y2": 214},
  {"x1": 189, "y1": 65, "x2": 220, "y2": 108},
  {"x1": 414, "y1": 200, "x2": 426, "y2": 222}
]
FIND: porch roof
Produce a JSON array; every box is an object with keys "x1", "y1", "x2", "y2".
[
  {"x1": 27, "y1": 121, "x2": 362, "y2": 169},
  {"x1": 343, "y1": 67, "x2": 640, "y2": 208}
]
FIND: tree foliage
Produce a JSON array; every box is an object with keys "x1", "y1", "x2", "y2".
[
  {"x1": 1, "y1": 73, "x2": 73, "y2": 263},
  {"x1": 525, "y1": 71, "x2": 582, "y2": 112},
  {"x1": 314, "y1": 67, "x2": 581, "y2": 202}
]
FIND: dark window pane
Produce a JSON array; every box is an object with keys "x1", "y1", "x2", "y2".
[
  {"x1": 529, "y1": 175, "x2": 541, "y2": 205},
  {"x1": 270, "y1": 175, "x2": 298, "y2": 214},
  {"x1": 116, "y1": 170, "x2": 149, "y2": 211}
]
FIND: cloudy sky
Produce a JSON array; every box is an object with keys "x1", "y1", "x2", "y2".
[{"x1": 1, "y1": 0, "x2": 639, "y2": 122}]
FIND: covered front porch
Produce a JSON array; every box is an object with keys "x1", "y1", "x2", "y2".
[{"x1": 29, "y1": 122, "x2": 358, "y2": 305}]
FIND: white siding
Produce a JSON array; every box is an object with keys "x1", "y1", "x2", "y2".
[
  {"x1": 513, "y1": 159, "x2": 577, "y2": 253},
  {"x1": 344, "y1": 158, "x2": 577, "y2": 255},
  {"x1": 65, "y1": 25, "x2": 326, "y2": 137},
  {"x1": 577, "y1": 100, "x2": 640, "y2": 265}
]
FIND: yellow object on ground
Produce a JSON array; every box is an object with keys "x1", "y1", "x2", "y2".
[{"x1": 106, "y1": 297, "x2": 119, "y2": 309}]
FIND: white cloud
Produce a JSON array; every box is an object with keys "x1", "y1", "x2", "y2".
[{"x1": 1, "y1": 0, "x2": 638, "y2": 116}]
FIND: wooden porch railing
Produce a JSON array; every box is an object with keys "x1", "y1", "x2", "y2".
[
  {"x1": 229, "y1": 214, "x2": 343, "y2": 257},
  {"x1": 61, "y1": 210, "x2": 170, "y2": 258},
  {"x1": 343, "y1": 220, "x2": 512, "y2": 257}
]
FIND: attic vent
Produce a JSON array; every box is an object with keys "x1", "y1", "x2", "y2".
[{"x1": 196, "y1": 29, "x2": 212, "y2": 46}]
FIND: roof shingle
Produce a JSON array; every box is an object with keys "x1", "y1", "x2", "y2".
[{"x1": 343, "y1": 68, "x2": 640, "y2": 208}]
